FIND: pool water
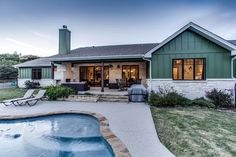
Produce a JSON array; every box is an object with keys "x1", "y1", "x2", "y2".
[{"x1": 0, "y1": 114, "x2": 114, "y2": 157}]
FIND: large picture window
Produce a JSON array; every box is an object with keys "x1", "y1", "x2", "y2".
[
  {"x1": 32, "y1": 68, "x2": 42, "y2": 80},
  {"x1": 172, "y1": 58, "x2": 205, "y2": 80}
]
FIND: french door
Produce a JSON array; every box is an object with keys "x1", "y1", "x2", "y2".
[{"x1": 122, "y1": 65, "x2": 139, "y2": 86}]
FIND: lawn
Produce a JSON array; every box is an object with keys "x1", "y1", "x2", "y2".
[
  {"x1": 0, "y1": 88, "x2": 27, "y2": 101},
  {"x1": 151, "y1": 107, "x2": 236, "y2": 157}
]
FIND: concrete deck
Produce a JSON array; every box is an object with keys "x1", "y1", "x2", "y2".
[{"x1": 0, "y1": 101, "x2": 174, "y2": 157}]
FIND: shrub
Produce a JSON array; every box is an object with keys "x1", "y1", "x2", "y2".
[
  {"x1": 24, "y1": 80, "x2": 40, "y2": 89},
  {"x1": 45, "y1": 85, "x2": 76, "y2": 100},
  {"x1": 205, "y1": 88, "x2": 233, "y2": 108},
  {"x1": 149, "y1": 87, "x2": 190, "y2": 107},
  {"x1": 190, "y1": 97, "x2": 215, "y2": 108}
]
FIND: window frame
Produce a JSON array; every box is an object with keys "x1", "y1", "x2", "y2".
[
  {"x1": 122, "y1": 65, "x2": 139, "y2": 81},
  {"x1": 32, "y1": 68, "x2": 42, "y2": 80},
  {"x1": 172, "y1": 58, "x2": 206, "y2": 81}
]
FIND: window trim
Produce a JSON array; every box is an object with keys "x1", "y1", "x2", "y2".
[{"x1": 172, "y1": 58, "x2": 206, "y2": 81}]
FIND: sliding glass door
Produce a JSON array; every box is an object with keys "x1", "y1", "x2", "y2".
[{"x1": 80, "y1": 66, "x2": 109, "y2": 86}]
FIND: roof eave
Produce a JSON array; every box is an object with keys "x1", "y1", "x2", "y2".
[{"x1": 50, "y1": 55, "x2": 144, "y2": 62}]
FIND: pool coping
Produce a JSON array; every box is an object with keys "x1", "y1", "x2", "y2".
[{"x1": 0, "y1": 110, "x2": 132, "y2": 157}]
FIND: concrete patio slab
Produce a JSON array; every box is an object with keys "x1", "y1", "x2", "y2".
[{"x1": 0, "y1": 101, "x2": 174, "y2": 157}]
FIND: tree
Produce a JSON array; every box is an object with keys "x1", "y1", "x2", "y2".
[
  {"x1": 0, "y1": 65, "x2": 18, "y2": 80},
  {"x1": 20, "y1": 55, "x2": 39, "y2": 62}
]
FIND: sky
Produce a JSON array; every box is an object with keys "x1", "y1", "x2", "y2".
[{"x1": 0, "y1": 0, "x2": 236, "y2": 57}]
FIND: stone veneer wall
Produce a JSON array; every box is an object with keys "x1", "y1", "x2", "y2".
[
  {"x1": 62, "y1": 62, "x2": 147, "y2": 84},
  {"x1": 147, "y1": 79, "x2": 236, "y2": 99}
]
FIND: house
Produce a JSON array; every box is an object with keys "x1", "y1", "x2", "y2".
[{"x1": 15, "y1": 22, "x2": 236, "y2": 99}]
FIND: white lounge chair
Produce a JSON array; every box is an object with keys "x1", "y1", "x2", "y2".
[
  {"x1": 16, "y1": 90, "x2": 46, "y2": 106},
  {"x1": 1, "y1": 89, "x2": 35, "y2": 106}
]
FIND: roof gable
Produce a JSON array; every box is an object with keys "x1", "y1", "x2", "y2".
[{"x1": 144, "y1": 22, "x2": 236, "y2": 57}]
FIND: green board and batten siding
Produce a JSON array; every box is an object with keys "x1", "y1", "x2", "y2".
[
  {"x1": 19, "y1": 67, "x2": 52, "y2": 79},
  {"x1": 151, "y1": 29, "x2": 233, "y2": 79},
  {"x1": 19, "y1": 68, "x2": 31, "y2": 79},
  {"x1": 42, "y1": 68, "x2": 52, "y2": 79}
]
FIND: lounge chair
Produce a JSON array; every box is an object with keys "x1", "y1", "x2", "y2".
[
  {"x1": 16, "y1": 90, "x2": 46, "y2": 106},
  {"x1": 1, "y1": 89, "x2": 35, "y2": 106}
]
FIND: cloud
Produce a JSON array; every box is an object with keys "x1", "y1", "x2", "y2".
[
  {"x1": 31, "y1": 31, "x2": 50, "y2": 39},
  {"x1": 5, "y1": 38, "x2": 33, "y2": 48}
]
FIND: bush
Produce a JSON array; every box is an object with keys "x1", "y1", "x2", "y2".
[
  {"x1": 149, "y1": 87, "x2": 190, "y2": 107},
  {"x1": 205, "y1": 88, "x2": 233, "y2": 108},
  {"x1": 24, "y1": 80, "x2": 40, "y2": 89},
  {"x1": 45, "y1": 85, "x2": 76, "y2": 100},
  {"x1": 190, "y1": 97, "x2": 215, "y2": 108}
]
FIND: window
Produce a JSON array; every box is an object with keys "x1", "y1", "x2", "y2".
[
  {"x1": 32, "y1": 68, "x2": 42, "y2": 79},
  {"x1": 172, "y1": 58, "x2": 205, "y2": 80}
]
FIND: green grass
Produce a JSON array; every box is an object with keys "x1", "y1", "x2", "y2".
[
  {"x1": 0, "y1": 88, "x2": 27, "y2": 101},
  {"x1": 151, "y1": 107, "x2": 236, "y2": 157}
]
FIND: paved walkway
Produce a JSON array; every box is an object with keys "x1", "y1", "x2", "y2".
[{"x1": 0, "y1": 101, "x2": 174, "y2": 157}]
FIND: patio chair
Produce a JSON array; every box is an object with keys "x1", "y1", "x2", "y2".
[
  {"x1": 1, "y1": 89, "x2": 35, "y2": 106},
  {"x1": 119, "y1": 79, "x2": 126, "y2": 91},
  {"x1": 15, "y1": 90, "x2": 46, "y2": 107}
]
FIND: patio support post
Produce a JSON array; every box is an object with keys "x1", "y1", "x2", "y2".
[
  {"x1": 101, "y1": 61, "x2": 104, "y2": 92},
  {"x1": 51, "y1": 62, "x2": 54, "y2": 79}
]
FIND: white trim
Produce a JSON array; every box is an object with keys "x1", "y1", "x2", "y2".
[
  {"x1": 144, "y1": 22, "x2": 236, "y2": 58},
  {"x1": 231, "y1": 56, "x2": 236, "y2": 79},
  {"x1": 143, "y1": 57, "x2": 152, "y2": 90},
  {"x1": 207, "y1": 78, "x2": 236, "y2": 81},
  {"x1": 148, "y1": 78, "x2": 236, "y2": 81},
  {"x1": 51, "y1": 54, "x2": 144, "y2": 62},
  {"x1": 150, "y1": 78, "x2": 172, "y2": 81}
]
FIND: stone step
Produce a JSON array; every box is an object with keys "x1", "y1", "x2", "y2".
[
  {"x1": 98, "y1": 97, "x2": 129, "y2": 102},
  {"x1": 99, "y1": 95, "x2": 128, "y2": 99}
]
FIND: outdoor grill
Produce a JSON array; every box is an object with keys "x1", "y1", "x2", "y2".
[{"x1": 128, "y1": 84, "x2": 148, "y2": 102}]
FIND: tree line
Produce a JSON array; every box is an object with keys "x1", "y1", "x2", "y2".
[{"x1": 0, "y1": 52, "x2": 39, "y2": 81}]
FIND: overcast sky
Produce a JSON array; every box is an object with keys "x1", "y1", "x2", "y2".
[{"x1": 0, "y1": 0, "x2": 236, "y2": 57}]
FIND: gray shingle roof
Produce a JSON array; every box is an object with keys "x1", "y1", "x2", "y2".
[
  {"x1": 15, "y1": 57, "x2": 52, "y2": 68},
  {"x1": 50, "y1": 43, "x2": 158, "y2": 59},
  {"x1": 15, "y1": 40, "x2": 236, "y2": 68},
  {"x1": 15, "y1": 43, "x2": 158, "y2": 67},
  {"x1": 228, "y1": 40, "x2": 236, "y2": 46}
]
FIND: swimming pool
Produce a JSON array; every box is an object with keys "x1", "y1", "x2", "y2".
[{"x1": 0, "y1": 113, "x2": 115, "y2": 157}]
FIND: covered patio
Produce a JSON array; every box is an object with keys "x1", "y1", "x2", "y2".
[{"x1": 53, "y1": 60, "x2": 148, "y2": 92}]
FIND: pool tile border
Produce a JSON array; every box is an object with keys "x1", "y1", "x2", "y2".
[{"x1": 0, "y1": 110, "x2": 132, "y2": 157}]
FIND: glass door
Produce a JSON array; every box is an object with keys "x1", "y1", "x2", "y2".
[
  {"x1": 80, "y1": 66, "x2": 109, "y2": 87},
  {"x1": 122, "y1": 65, "x2": 139, "y2": 86}
]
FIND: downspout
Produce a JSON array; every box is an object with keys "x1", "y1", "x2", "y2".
[
  {"x1": 143, "y1": 57, "x2": 152, "y2": 91},
  {"x1": 231, "y1": 56, "x2": 236, "y2": 79}
]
